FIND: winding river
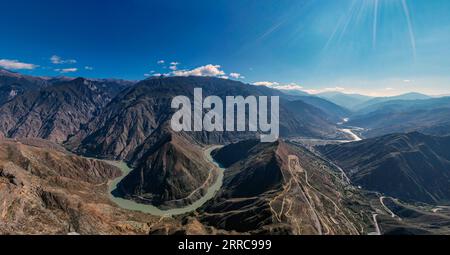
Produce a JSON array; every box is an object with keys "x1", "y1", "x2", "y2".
[
  {"x1": 106, "y1": 146, "x2": 225, "y2": 216},
  {"x1": 339, "y1": 128, "x2": 362, "y2": 141}
]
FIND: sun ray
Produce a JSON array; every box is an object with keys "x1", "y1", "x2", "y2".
[
  {"x1": 372, "y1": 0, "x2": 379, "y2": 49},
  {"x1": 323, "y1": 0, "x2": 358, "y2": 51},
  {"x1": 401, "y1": 0, "x2": 417, "y2": 60}
]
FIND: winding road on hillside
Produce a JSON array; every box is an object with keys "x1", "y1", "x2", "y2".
[
  {"x1": 299, "y1": 127, "x2": 362, "y2": 185},
  {"x1": 105, "y1": 145, "x2": 225, "y2": 216},
  {"x1": 369, "y1": 214, "x2": 381, "y2": 235},
  {"x1": 380, "y1": 196, "x2": 400, "y2": 219},
  {"x1": 335, "y1": 128, "x2": 384, "y2": 235}
]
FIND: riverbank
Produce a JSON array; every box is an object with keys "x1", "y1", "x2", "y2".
[{"x1": 105, "y1": 146, "x2": 225, "y2": 216}]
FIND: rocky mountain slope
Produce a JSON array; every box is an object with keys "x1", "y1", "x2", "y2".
[
  {"x1": 348, "y1": 97, "x2": 450, "y2": 137},
  {"x1": 196, "y1": 140, "x2": 372, "y2": 234},
  {"x1": 0, "y1": 69, "x2": 54, "y2": 105},
  {"x1": 290, "y1": 96, "x2": 351, "y2": 123},
  {"x1": 353, "y1": 92, "x2": 432, "y2": 111},
  {"x1": 318, "y1": 132, "x2": 450, "y2": 204},
  {"x1": 0, "y1": 78, "x2": 131, "y2": 143},
  {"x1": 0, "y1": 74, "x2": 347, "y2": 212},
  {"x1": 115, "y1": 132, "x2": 217, "y2": 209},
  {"x1": 0, "y1": 138, "x2": 159, "y2": 234},
  {"x1": 68, "y1": 76, "x2": 344, "y2": 161}
]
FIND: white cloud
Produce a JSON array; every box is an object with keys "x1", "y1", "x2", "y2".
[
  {"x1": 144, "y1": 70, "x2": 160, "y2": 77},
  {"x1": 50, "y1": 55, "x2": 61, "y2": 64},
  {"x1": 324, "y1": 87, "x2": 345, "y2": 92},
  {"x1": 153, "y1": 63, "x2": 242, "y2": 80},
  {"x1": 403, "y1": 79, "x2": 414, "y2": 83},
  {"x1": 275, "y1": 83, "x2": 304, "y2": 91},
  {"x1": 302, "y1": 87, "x2": 346, "y2": 94},
  {"x1": 255, "y1": 81, "x2": 354, "y2": 94},
  {"x1": 229, "y1": 72, "x2": 244, "y2": 79},
  {"x1": 55, "y1": 68, "x2": 78, "y2": 73},
  {"x1": 0, "y1": 59, "x2": 38, "y2": 70},
  {"x1": 253, "y1": 81, "x2": 280, "y2": 87},
  {"x1": 172, "y1": 64, "x2": 225, "y2": 77},
  {"x1": 145, "y1": 73, "x2": 163, "y2": 77},
  {"x1": 84, "y1": 66, "x2": 94, "y2": 70},
  {"x1": 169, "y1": 62, "x2": 180, "y2": 71},
  {"x1": 51, "y1": 55, "x2": 77, "y2": 64},
  {"x1": 253, "y1": 81, "x2": 304, "y2": 91},
  {"x1": 157, "y1": 60, "x2": 165, "y2": 64},
  {"x1": 385, "y1": 87, "x2": 394, "y2": 91}
]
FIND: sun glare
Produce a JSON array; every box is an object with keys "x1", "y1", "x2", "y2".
[{"x1": 325, "y1": 0, "x2": 416, "y2": 59}]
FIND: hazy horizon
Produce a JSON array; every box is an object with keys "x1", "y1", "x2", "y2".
[{"x1": 3, "y1": 67, "x2": 449, "y2": 98}]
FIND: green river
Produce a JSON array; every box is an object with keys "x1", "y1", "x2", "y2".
[{"x1": 106, "y1": 146, "x2": 224, "y2": 216}]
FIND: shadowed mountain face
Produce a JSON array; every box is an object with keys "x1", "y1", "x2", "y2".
[
  {"x1": 69, "y1": 76, "x2": 343, "y2": 161},
  {"x1": 285, "y1": 96, "x2": 351, "y2": 123},
  {"x1": 318, "y1": 132, "x2": 450, "y2": 204},
  {"x1": 0, "y1": 78, "x2": 131, "y2": 143},
  {"x1": 198, "y1": 140, "x2": 371, "y2": 234},
  {"x1": 0, "y1": 139, "x2": 158, "y2": 234},
  {"x1": 211, "y1": 139, "x2": 261, "y2": 168}
]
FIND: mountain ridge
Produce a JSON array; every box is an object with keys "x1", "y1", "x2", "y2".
[
  {"x1": 197, "y1": 139, "x2": 371, "y2": 234},
  {"x1": 318, "y1": 132, "x2": 450, "y2": 204}
]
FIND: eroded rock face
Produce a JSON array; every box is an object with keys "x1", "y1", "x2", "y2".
[
  {"x1": 198, "y1": 140, "x2": 372, "y2": 235},
  {"x1": 0, "y1": 78, "x2": 132, "y2": 143},
  {"x1": 0, "y1": 139, "x2": 159, "y2": 234},
  {"x1": 0, "y1": 73, "x2": 374, "y2": 235},
  {"x1": 116, "y1": 133, "x2": 215, "y2": 209},
  {"x1": 62, "y1": 76, "x2": 344, "y2": 209},
  {"x1": 69, "y1": 76, "x2": 342, "y2": 161},
  {"x1": 0, "y1": 68, "x2": 52, "y2": 106},
  {"x1": 319, "y1": 132, "x2": 450, "y2": 204}
]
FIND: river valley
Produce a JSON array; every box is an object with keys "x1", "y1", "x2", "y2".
[{"x1": 106, "y1": 146, "x2": 225, "y2": 216}]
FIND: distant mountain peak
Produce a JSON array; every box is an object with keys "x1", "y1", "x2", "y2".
[{"x1": 379, "y1": 92, "x2": 432, "y2": 100}]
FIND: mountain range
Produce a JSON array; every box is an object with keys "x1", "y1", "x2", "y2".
[
  {"x1": 164, "y1": 140, "x2": 371, "y2": 234},
  {"x1": 319, "y1": 132, "x2": 450, "y2": 204},
  {"x1": 0, "y1": 138, "x2": 159, "y2": 234},
  {"x1": 317, "y1": 91, "x2": 373, "y2": 110},
  {"x1": 64, "y1": 76, "x2": 353, "y2": 208},
  {"x1": 1, "y1": 69, "x2": 450, "y2": 235},
  {"x1": 348, "y1": 97, "x2": 450, "y2": 138},
  {"x1": 0, "y1": 77, "x2": 132, "y2": 143}
]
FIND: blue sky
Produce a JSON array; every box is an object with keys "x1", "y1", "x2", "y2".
[{"x1": 1, "y1": 0, "x2": 450, "y2": 96}]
